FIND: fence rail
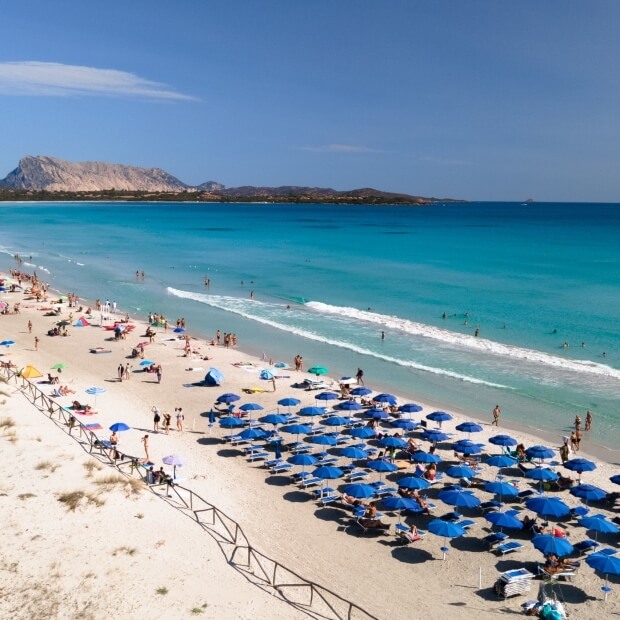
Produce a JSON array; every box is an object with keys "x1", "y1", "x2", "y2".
[{"x1": 1, "y1": 366, "x2": 379, "y2": 620}]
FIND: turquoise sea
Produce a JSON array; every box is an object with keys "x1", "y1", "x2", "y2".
[{"x1": 1, "y1": 201, "x2": 619, "y2": 455}]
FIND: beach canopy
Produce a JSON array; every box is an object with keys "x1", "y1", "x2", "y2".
[
  {"x1": 50, "y1": 363, "x2": 67, "y2": 370},
  {"x1": 162, "y1": 454, "x2": 185, "y2": 478},
  {"x1": 525, "y1": 467, "x2": 558, "y2": 482},
  {"x1": 313, "y1": 466, "x2": 344, "y2": 480},
  {"x1": 277, "y1": 397, "x2": 300, "y2": 407},
  {"x1": 288, "y1": 454, "x2": 318, "y2": 467},
  {"x1": 525, "y1": 445, "x2": 555, "y2": 460},
  {"x1": 367, "y1": 409, "x2": 391, "y2": 420},
  {"x1": 398, "y1": 403, "x2": 423, "y2": 414},
  {"x1": 446, "y1": 465, "x2": 477, "y2": 479},
  {"x1": 315, "y1": 391, "x2": 339, "y2": 402},
  {"x1": 410, "y1": 451, "x2": 441, "y2": 463},
  {"x1": 307, "y1": 366, "x2": 328, "y2": 376},
  {"x1": 397, "y1": 476, "x2": 430, "y2": 491},
  {"x1": 564, "y1": 458, "x2": 597, "y2": 475},
  {"x1": 486, "y1": 511, "x2": 523, "y2": 531},
  {"x1": 525, "y1": 495, "x2": 570, "y2": 518},
  {"x1": 139, "y1": 360, "x2": 155, "y2": 366},
  {"x1": 341, "y1": 483, "x2": 376, "y2": 499},
  {"x1": 109, "y1": 422, "x2": 130, "y2": 432},
  {"x1": 570, "y1": 484, "x2": 607, "y2": 503},
  {"x1": 86, "y1": 386, "x2": 106, "y2": 395},
  {"x1": 380, "y1": 496, "x2": 419, "y2": 512},
  {"x1": 0, "y1": 339, "x2": 16, "y2": 347},
  {"x1": 373, "y1": 393, "x2": 397, "y2": 405},
  {"x1": 339, "y1": 401, "x2": 362, "y2": 411},
  {"x1": 438, "y1": 487, "x2": 481, "y2": 509},
  {"x1": 339, "y1": 446, "x2": 369, "y2": 460},
  {"x1": 322, "y1": 416, "x2": 351, "y2": 427},
  {"x1": 20, "y1": 365, "x2": 43, "y2": 378},
  {"x1": 586, "y1": 552, "x2": 620, "y2": 576},
  {"x1": 239, "y1": 402, "x2": 264, "y2": 412},
  {"x1": 350, "y1": 386, "x2": 372, "y2": 396},
  {"x1": 486, "y1": 454, "x2": 518, "y2": 469},
  {"x1": 204, "y1": 368, "x2": 224, "y2": 386},
  {"x1": 349, "y1": 426, "x2": 376, "y2": 439},
  {"x1": 392, "y1": 419, "x2": 419, "y2": 431},
  {"x1": 260, "y1": 413, "x2": 288, "y2": 426},
  {"x1": 489, "y1": 434, "x2": 517, "y2": 447},
  {"x1": 455, "y1": 421, "x2": 483, "y2": 434},
  {"x1": 281, "y1": 423, "x2": 312, "y2": 436},
  {"x1": 428, "y1": 518, "x2": 466, "y2": 558},
  {"x1": 238, "y1": 427, "x2": 267, "y2": 440},
  {"x1": 259, "y1": 369, "x2": 274, "y2": 380},
  {"x1": 300, "y1": 406, "x2": 325, "y2": 417},
  {"x1": 216, "y1": 392, "x2": 240, "y2": 404},
  {"x1": 366, "y1": 459, "x2": 398, "y2": 474},
  {"x1": 308, "y1": 434, "x2": 338, "y2": 446},
  {"x1": 422, "y1": 429, "x2": 450, "y2": 442},
  {"x1": 532, "y1": 534, "x2": 574, "y2": 557},
  {"x1": 426, "y1": 411, "x2": 453, "y2": 423},
  {"x1": 379, "y1": 436, "x2": 408, "y2": 449},
  {"x1": 485, "y1": 480, "x2": 519, "y2": 498},
  {"x1": 579, "y1": 515, "x2": 619, "y2": 538},
  {"x1": 219, "y1": 417, "x2": 245, "y2": 428},
  {"x1": 74, "y1": 316, "x2": 90, "y2": 327}
]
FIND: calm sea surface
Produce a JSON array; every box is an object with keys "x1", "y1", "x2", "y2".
[{"x1": 1, "y1": 201, "x2": 619, "y2": 454}]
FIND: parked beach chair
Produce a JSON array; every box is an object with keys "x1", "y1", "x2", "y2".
[
  {"x1": 495, "y1": 541, "x2": 524, "y2": 556},
  {"x1": 537, "y1": 564, "x2": 578, "y2": 581},
  {"x1": 517, "y1": 489, "x2": 535, "y2": 502},
  {"x1": 483, "y1": 532, "x2": 509, "y2": 547},
  {"x1": 572, "y1": 539, "x2": 599, "y2": 555},
  {"x1": 247, "y1": 450, "x2": 270, "y2": 462},
  {"x1": 345, "y1": 470, "x2": 369, "y2": 482},
  {"x1": 480, "y1": 500, "x2": 503, "y2": 513},
  {"x1": 597, "y1": 548, "x2": 618, "y2": 557},
  {"x1": 395, "y1": 523, "x2": 427, "y2": 545},
  {"x1": 454, "y1": 519, "x2": 476, "y2": 531},
  {"x1": 291, "y1": 470, "x2": 313, "y2": 482},
  {"x1": 300, "y1": 476, "x2": 322, "y2": 488},
  {"x1": 271, "y1": 462, "x2": 293, "y2": 474},
  {"x1": 265, "y1": 458, "x2": 283, "y2": 469}
]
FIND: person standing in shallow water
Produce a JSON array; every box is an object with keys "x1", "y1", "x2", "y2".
[
  {"x1": 356, "y1": 368, "x2": 364, "y2": 385},
  {"x1": 585, "y1": 411, "x2": 593, "y2": 431}
]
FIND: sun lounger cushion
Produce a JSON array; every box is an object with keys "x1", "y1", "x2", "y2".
[
  {"x1": 484, "y1": 532, "x2": 509, "y2": 546},
  {"x1": 495, "y1": 541, "x2": 523, "y2": 555}
]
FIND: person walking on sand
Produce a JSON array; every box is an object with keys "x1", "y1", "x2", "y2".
[
  {"x1": 492, "y1": 405, "x2": 501, "y2": 426},
  {"x1": 27, "y1": 320, "x2": 32, "y2": 333},
  {"x1": 34, "y1": 336, "x2": 39, "y2": 351},
  {"x1": 356, "y1": 368, "x2": 364, "y2": 385},
  {"x1": 271, "y1": 377, "x2": 277, "y2": 392},
  {"x1": 163, "y1": 412, "x2": 172, "y2": 434},
  {"x1": 125, "y1": 363, "x2": 131, "y2": 380},
  {"x1": 585, "y1": 410, "x2": 593, "y2": 431},
  {"x1": 156, "y1": 365, "x2": 162, "y2": 384},
  {"x1": 117, "y1": 363, "x2": 124, "y2": 382}
]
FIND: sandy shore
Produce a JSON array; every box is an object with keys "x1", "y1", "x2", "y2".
[{"x1": 1, "y1": 272, "x2": 618, "y2": 620}]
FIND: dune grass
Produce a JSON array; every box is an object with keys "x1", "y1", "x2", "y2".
[{"x1": 56, "y1": 490, "x2": 105, "y2": 512}]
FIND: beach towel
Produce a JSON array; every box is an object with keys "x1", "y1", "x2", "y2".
[
  {"x1": 243, "y1": 387, "x2": 268, "y2": 394},
  {"x1": 83, "y1": 423, "x2": 103, "y2": 431}
]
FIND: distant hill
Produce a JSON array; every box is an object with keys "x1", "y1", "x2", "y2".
[
  {"x1": 0, "y1": 156, "x2": 189, "y2": 192},
  {"x1": 0, "y1": 156, "x2": 457, "y2": 204}
]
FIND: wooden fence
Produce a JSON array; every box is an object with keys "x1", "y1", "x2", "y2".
[{"x1": 1, "y1": 366, "x2": 379, "y2": 620}]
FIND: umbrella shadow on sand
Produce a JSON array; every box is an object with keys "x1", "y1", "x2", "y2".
[
  {"x1": 216, "y1": 448, "x2": 245, "y2": 458},
  {"x1": 196, "y1": 437, "x2": 220, "y2": 446},
  {"x1": 283, "y1": 490, "x2": 313, "y2": 503},
  {"x1": 391, "y1": 547, "x2": 434, "y2": 565},
  {"x1": 314, "y1": 507, "x2": 346, "y2": 523},
  {"x1": 264, "y1": 475, "x2": 292, "y2": 487}
]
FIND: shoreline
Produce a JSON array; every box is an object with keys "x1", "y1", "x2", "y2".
[{"x1": 2, "y1": 265, "x2": 619, "y2": 620}]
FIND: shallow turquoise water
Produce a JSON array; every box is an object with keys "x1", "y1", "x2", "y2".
[{"x1": 1, "y1": 201, "x2": 618, "y2": 453}]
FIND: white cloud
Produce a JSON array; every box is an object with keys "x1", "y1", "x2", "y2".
[
  {"x1": 0, "y1": 61, "x2": 194, "y2": 101},
  {"x1": 300, "y1": 144, "x2": 381, "y2": 154}
]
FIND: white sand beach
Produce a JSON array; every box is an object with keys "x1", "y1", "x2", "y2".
[{"x1": 1, "y1": 271, "x2": 618, "y2": 620}]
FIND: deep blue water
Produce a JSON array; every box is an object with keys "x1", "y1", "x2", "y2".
[{"x1": 1, "y1": 201, "x2": 619, "y2": 454}]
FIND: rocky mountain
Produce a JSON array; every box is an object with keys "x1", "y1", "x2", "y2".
[{"x1": 0, "y1": 155, "x2": 189, "y2": 192}]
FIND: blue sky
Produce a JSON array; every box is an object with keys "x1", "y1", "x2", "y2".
[{"x1": 1, "y1": 1, "x2": 619, "y2": 201}]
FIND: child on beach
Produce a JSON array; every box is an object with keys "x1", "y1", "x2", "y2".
[{"x1": 175, "y1": 408, "x2": 184, "y2": 431}]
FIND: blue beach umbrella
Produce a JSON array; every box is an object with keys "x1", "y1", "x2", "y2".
[
  {"x1": 339, "y1": 446, "x2": 368, "y2": 460},
  {"x1": 300, "y1": 406, "x2": 326, "y2": 417},
  {"x1": 486, "y1": 511, "x2": 523, "y2": 531},
  {"x1": 397, "y1": 476, "x2": 430, "y2": 491},
  {"x1": 309, "y1": 434, "x2": 338, "y2": 446},
  {"x1": 341, "y1": 483, "x2": 376, "y2": 499},
  {"x1": 379, "y1": 436, "x2": 408, "y2": 449},
  {"x1": 438, "y1": 488, "x2": 481, "y2": 509},
  {"x1": 489, "y1": 434, "x2": 518, "y2": 448},
  {"x1": 525, "y1": 445, "x2": 555, "y2": 461},
  {"x1": 367, "y1": 409, "x2": 391, "y2": 420},
  {"x1": 579, "y1": 515, "x2": 619, "y2": 541},
  {"x1": 422, "y1": 429, "x2": 450, "y2": 443},
  {"x1": 139, "y1": 360, "x2": 155, "y2": 366},
  {"x1": 307, "y1": 366, "x2": 329, "y2": 376},
  {"x1": 277, "y1": 397, "x2": 300, "y2": 409},
  {"x1": 391, "y1": 419, "x2": 419, "y2": 431},
  {"x1": 532, "y1": 534, "x2": 574, "y2": 557},
  {"x1": 86, "y1": 386, "x2": 106, "y2": 395},
  {"x1": 426, "y1": 411, "x2": 453, "y2": 423},
  {"x1": 216, "y1": 393, "x2": 240, "y2": 404},
  {"x1": 399, "y1": 403, "x2": 423, "y2": 414},
  {"x1": 0, "y1": 340, "x2": 16, "y2": 347},
  {"x1": 274, "y1": 361, "x2": 288, "y2": 368},
  {"x1": 350, "y1": 386, "x2": 372, "y2": 397},
  {"x1": 287, "y1": 453, "x2": 317, "y2": 470},
  {"x1": 455, "y1": 421, "x2": 483, "y2": 437},
  {"x1": 428, "y1": 519, "x2": 466, "y2": 559},
  {"x1": 373, "y1": 393, "x2": 397, "y2": 405},
  {"x1": 570, "y1": 484, "x2": 607, "y2": 504},
  {"x1": 486, "y1": 454, "x2": 518, "y2": 469},
  {"x1": 339, "y1": 400, "x2": 362, "y2": 412},
  {"x1": 240, "y1": 402, "x2": 264, "y2": 412},
  {"x1": 349, "y1": 426, "x2": 376, "y2": 440},
  {"x1": 260, "y1": 413, "x2": 288, "y2": 426},
  {"x1": 446, "y1": 465, "x2": 477, "y2": 479},
  {"x1": 259, "y1": 369, "x2": 274, "y2": 380},
  {"x1": 380, "y1": 496, "x2": 420, "y2": 522},
  {"x1": 321, "y1": 416, "x2": 351, "y2": 427},
  {"x1": 610, "y1": 474, "x2": 620, "y2": 485},
  {"x1": 484, "y1": 480, "x2": 519, "y2": 500},
  {"x1": 367, "y1": 458, "x2": 398, "y2": 482},
  {"x1": 109, "y1": 422, "x2": 130, "y2": 432},
  {"x1": 315, "y1": 391, "x2": 339, "y2": 403},
  {"x1": 410, "y1": 451, "x2": 441, "y2": 464},
  {"x1": 525, "y1": 495, "x2": 570, "y2": 519},
  {"x1": 587, "y1": 552, "x2": 620, "y2": 600},
  {"x1": 219, "y1": 416, "x2": 245, "y2": 429},
  {"x1": 453, "y1": 440, "x2": 484, "y2": 455},
  {"x1": 564, "y1": 458, "x2": 597, "y2": 481},
  {"x1": 238, "y1": 427, "x2": 267, "y2": 440},
  {"x1": 525, "y1": 468, "x2": 559, "y2": 491},
  {"x1": 313, "y1": 466, "x2": 344, "y2": 480},
  {"x1": 173, "y1": 326, "x2": 185, "y2": 333}
]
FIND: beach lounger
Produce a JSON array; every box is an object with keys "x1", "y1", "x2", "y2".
[
  {"x1": 300, "y1": 476, "x2": 322, "y2": 488},
  {"x1": 316, "y1": 456, "x2": 339, "y2": 466},
  {"x1": 479, "y1": 500, "x2": 502, "y2": 513},
  {"x1": 454, "y1": 519, "x2": 476, "y2": 531},
  {"x1": 483, "y1": 532, "x2": 509, "y2": 547},
  {"x1": 572, "y1": 539, "x2": 599, "y2": 555},
  {"x1": 271, "y1": 462, "x2": 293, "y2": 474},
  {"x1": 395, "y1": 523, "x2": 427, "y2": 545},
  {"x1": 290, "y1": 470, "x2": 313, "y2": 482},
  {"x1": 537, "y1": 565, "x2": 578, "y2": 581},
  {"x1": 247, "y1": 450, "x2": 270, "y2": 462},
  {"x1": 517, "y1": 489, "x2": 535, "y2": 502},
  {"x1": 597, "y1": 548, "x2": 618, "y2": 557},
  {"x1": 345, "y1": 470, "x2": 369, "y2": 482},
  {"x1": 495, "y1": 541, "x2": 524, "y2": 556}
]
